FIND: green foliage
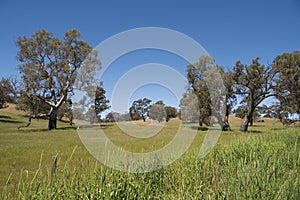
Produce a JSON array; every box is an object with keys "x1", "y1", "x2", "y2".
[
  {"x1": 94, "y1": 85, "x2": 110, "y2": 120},
  {"x1": 164, "y1": 106, "x2": 177, "y2": 121},
  {"x1": 0, "y1": 78, "x2": 14, "y2": 108},
  {"x1": 149, "y1": 103, "x2": 166, "y2": 122},
  {"x1": 186, "y1": 55, "x2": 213, "y2": 126},
  {"x1": 179, "y1": 92, "x2": 200, "y2": 123},
  {"x1": 274, "y1": 51, "x2": 300, "y2": 116},
  {"x1": 233, "y1": 57, "x2": 275, "y2": 131},
  {"x1": 57, "y1": 100, "x2": 73, "y2": 124},
  {"x1": 129, "y1": 98, "x2": 152, "y2": 121},
  {"x1": 16, "y1": 29, "x2": 101, "y2": 129},
  {"x1": 148, "y1": 101, "x2": 177, "y2": 122},
  {"x1": 17, "y1": 91, "x2": 50, "y2": 116}
]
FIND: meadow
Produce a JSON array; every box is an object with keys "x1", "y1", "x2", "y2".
[{"x1": 0, "y1": 104, "x2": 299, "y2": 199}]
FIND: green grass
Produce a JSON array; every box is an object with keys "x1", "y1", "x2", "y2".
[{"x1": 0, "y1": 108, "x2": 299, "y2": 199}]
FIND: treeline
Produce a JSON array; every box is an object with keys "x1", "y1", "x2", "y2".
[
  {"x1": 0, "y1": 29, "x2": 299, "y2": 131},
  {"x1": 182, "y1": 53, "x2": 300, "y2": 131}
]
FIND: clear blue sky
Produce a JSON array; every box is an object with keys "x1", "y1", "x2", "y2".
[{"x1": 0, "y1": 0, "x2": 299, "y2": 112}]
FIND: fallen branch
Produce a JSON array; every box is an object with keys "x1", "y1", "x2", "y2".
[{"x1": 17, "y1": 114, "x2": 48, "y2": 129}]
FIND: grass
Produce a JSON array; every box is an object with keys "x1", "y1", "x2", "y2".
[{"x1": 0, "y1": 105, "x2": 299, "y2": 199}]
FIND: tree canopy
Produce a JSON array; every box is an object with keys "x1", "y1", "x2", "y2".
[
  {"x1": 129, "y1": 98, "x2": 152, "y2": 122},
  {"x1": 16, "y1": 29, "x2": 101, "y2": 129},
  {"x1": 233, "y1": 57, "x2": 276, "y2": 131},
  {"x1": 273, "y1": 51, "x2": 300, "y2": 117}
]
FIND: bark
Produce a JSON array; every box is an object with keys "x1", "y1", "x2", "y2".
[
  {"x1": 240, "y1": 114, "x2": 251, "y2": 132},
  {"x1": 48, "y1": 107, "x2": 58, "y2": 130},
  {"x1": 249, "y1": 118, "x2": 254, "y2": 126},
  {"x1": 216, "y1": 115, "x2": 231, "y2": 131},
  {"x1": 222, "y1": 118, "x2": 231, "y2": 131}
]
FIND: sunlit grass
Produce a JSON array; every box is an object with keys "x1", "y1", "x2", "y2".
[{"x1": 0, "y1": 106, "x2": 299, "y2": 199}]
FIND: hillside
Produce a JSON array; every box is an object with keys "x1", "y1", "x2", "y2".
[{"x1": 0, "y1": 103, "x2": 26, "y2": 116}]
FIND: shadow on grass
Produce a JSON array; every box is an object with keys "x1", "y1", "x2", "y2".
[
  {"x1": 0, "y1": 115, "x2": 23, "y2": 123},
  {"x1": 248, "y1": 130, "x2": 263, "y2": 134},
  {"x1": 0, "y1": 115, "x2": 12, "y2": 119},
  {"x1": 18, "y1": 126, "x2": 77, "y2": 132},
  {"x1": 191, "y1": 126, "x2": 209, "y2": 131},
  {"x1": 78, "y1": 124, "x2": 114, "y2": 129},
  {"x1": 18, "y1": 124, "x2": 114, "y2": 132},
  {"x1": 271, "y1": 125, "x2": 300, "y2": 131}
]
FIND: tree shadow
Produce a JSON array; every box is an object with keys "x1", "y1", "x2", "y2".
[
  {"x1": 0, "y1": 115, "x2": 12, "y2": 119},
  {"x1": 0, "y1": 115, "x2": 23, "y2": 123},
  {"x1": 271, "y1": 125, "x2": 300, "y2": 131},
  {"x1": 77, "y1": 123, "x2": 114, "y2": 129},
  {"x1": 0, "y1": 119, "x2": 23, "y2": 123},
  {"x1": 247, "y1": 130, "x2": 263, "y2": 134},
  {"x1": 18, "y1": 126, "x2": 77, "y2": 132},
  {"x1": 191, "y1": 126, "x2": 209, "y2": 131}
]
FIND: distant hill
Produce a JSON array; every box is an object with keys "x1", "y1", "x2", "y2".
[{"x1": 0, "y1": 103, "x2": 26, "y2": 115}]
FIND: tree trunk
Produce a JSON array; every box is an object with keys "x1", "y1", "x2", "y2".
[
  {"x1": 49, "y1": 107, "x2": 58, "y2": 130},
  {"x1": 199, "y1": 120, "x2": 203, "y2": 127},
  {"x1": 216, "y1": 114, "x2": 231, "y2": 131},
  {"x1": 240, "y1": 114, "x2": 251, "y2": 132},
  {"x1": 222, "y1": 119, "x2": 231, "y2": 131},
  {"x1": 249, "y1": 118, "x2": 253, "y2": 126}
]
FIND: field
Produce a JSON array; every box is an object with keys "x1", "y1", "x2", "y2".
[{"x1": 0, "y1": 104, "x2": 299, "y2": 199}]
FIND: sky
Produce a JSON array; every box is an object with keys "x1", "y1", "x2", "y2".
[{"x1": 0, "y1": 0, "x2": 299, "y2": 113}]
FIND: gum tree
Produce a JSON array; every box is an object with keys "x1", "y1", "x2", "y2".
[
  {"x1": 17, "y1": 29, "x2": 100, "y2": 130},
  {"x1": 187, "y1": 56, "x2": 232, "y2": 130},
  {"x1": 273, "y1": 51, "x2": 300, "y2": 118},
  {"x1": 233, "y1": 57, "x2": 276, "y2": 132},
  {"x1": 129, "y1": 98, "x2": 152, "y2": 122}
]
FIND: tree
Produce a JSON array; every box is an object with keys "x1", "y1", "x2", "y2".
[
  {"x1": 164, "y1": 106, "x2": 177, "y2": 122},
  {"x1": 57, "y1": 100, "x2": 73, "y2": 125},
  {"x1": 273, "y1": 51, "x2": 300, "y2": 117},
  {"x1": 17, "y1": 91, "x2": 50, "y2": 117},
  {"x1": 94, "y1": 85, "x2": 110, "y2": 120},
  {"x1": 105, "y1": 112, "x2": 119, "y2": 122},
  {"x1": 129, "y1": 98, "x2": 152, "y2": 122},
  {"x1": 234, "y1": 105, "x2": 248, "y2": 119},
  {"x1": 221, "y1": 68, "x2": 236, "y2": 130},
  {"x1": 233, "y1": 57, "x2": 276, "y2": 132},
  {"x1": 234, "y1": 104, "x2": 261, "y2": 121},
  {"x1": 16, "y1": 29, "x2": 100, "y2": 130},
  {"x1": 149, "y1": 101, "x2": 166, "y2": 122},
  {"x1": 187, "y1": 56, "x2": 231, "y2": 130},
  {"x1": 84, "y1": 85, "x2": 110, "y2": 124},
  {"x1": 0, "y1": 78, "x2": 14, "y2": 108},
  {"x1": 186, "y1": 56, "x2": 213, "y2": 126},
  {"x1": 8, "y1": 76, "x2": 23, "y2": 103},
  {"x1": 179, "y1": 92, "x2": 200, "y2": 123}
]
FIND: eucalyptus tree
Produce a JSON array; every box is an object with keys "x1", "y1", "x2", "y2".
[
  {"x1": 186, "y1": 55, "x2": 233, "y2": 130},
  {"x1": 186, "y1": 55, "x2": 213, "y2": 126},
  {"x1": 233, "y1": 57, "x2": 276, "y2": 132},
  {"x1": 0, "y1": 78, "x2": 14, "y2": 108},
  {"x1": 17, "y1": 29, "x2": 100, "y2": 129},
  {"x1": 129, "y1": 98, "x2": 152, "y2": 122},
  {"x1": 273, "y1": 51, "x2": 300, "y2": 118}
]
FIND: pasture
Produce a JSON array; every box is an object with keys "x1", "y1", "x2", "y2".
[{"x1": 0, "y1": 105, "x2": 299, "y2": 199}]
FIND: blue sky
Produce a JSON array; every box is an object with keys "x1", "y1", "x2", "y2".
[{"x1": 0, "y1": 0, "x2": 299, "y2": 112}]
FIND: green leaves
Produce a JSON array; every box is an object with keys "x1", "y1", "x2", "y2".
[
  {"x1": 129, "y1": 98, "x2": 152, "y2": 121},
  {"x1": 232, "y1": 57, "x2": 275, "y2": 131},
  {"x1": 16, "y1": 29, "x2": 101, "y2": 129},
  {"x1": 273, "y1": 51, "x2": 300, "y2": 115}
]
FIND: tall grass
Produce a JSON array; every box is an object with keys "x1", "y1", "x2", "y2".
[{"x1": 1, "y1": 128, "x2": 299, "y2": 199}]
